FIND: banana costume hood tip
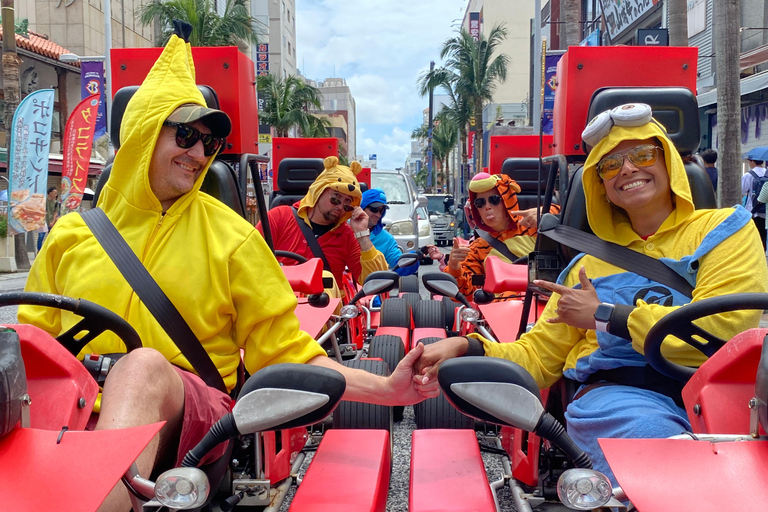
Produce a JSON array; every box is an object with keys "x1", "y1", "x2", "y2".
[
  {"x1": 582, "y1": 121, "x2": 695, "y2": 244},
  {"x1": 297, "y1": 156, "x2": 363, "y2": 226}
]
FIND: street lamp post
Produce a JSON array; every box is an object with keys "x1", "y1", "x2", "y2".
[{"x1": 59, "y1": 53, "x2": 110, "y2": 145}]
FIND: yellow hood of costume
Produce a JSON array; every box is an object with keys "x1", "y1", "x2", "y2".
[
  {"x1": 98, "y1": 34, "x2": 214, "y2": 220},
  {"x1": 582, "y1": 121, "x2": 695, "y2": 245},
  {"x1": 467, "y1": 172, "x2": 523, "y2": 234},
  {"x1": 297, "y1": 156, "x2": 363, "y2": 227}
]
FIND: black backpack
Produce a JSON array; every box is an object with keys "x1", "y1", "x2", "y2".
[{"x1": 748, "y1": 170, "x2": 768, "y2": 215}]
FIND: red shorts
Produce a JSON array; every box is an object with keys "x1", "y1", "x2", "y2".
[{"x1": 173, "y1": 366, "x2": 233, "y2": 467}]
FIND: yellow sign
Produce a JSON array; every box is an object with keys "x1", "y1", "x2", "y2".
[{"x1": 258, "y1": 134, "x2": 272, "y2": 144}]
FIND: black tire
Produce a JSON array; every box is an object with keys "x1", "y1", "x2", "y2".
[
  {"x1": 332, "y1": 359, "x2": 393, "y2": 431},
  {"x1": 401, "y1": 292, "x2": 421, "y2": 311},
  {"x1": 442, "y1": 296, "x2": 458, "y2": 332},
  {"x1": 413, "y1": 300, "x2": 447, "y2": 329},
  {"x1": 368, "y1": 335, "x2": 406, "y2": 421},
  {"x1": 380, "y1": 298, "x2": 411, "y2": 328},
  {"x1": 399, "y1": 275, "x2": 420, "y2": 293},
  {"x1": 413, "y1": 338, "x2": 475, "y2": 430}
]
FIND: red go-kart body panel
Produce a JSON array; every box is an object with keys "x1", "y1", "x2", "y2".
[
  {"x1": 478, "y1": 300, "x2": 546, "y2": 343},
  {"x1": 282, "y1": 259, "x2": 324, "y2": 295},
  {"x1": 0, "y1": 422, "x2": 163, "y2": 512},
  {"x1": 489, "y1": 135, "x2": 554, "y2": 175},
  {"x1": 553, "y1": 46, "x2": 698, "y2": 158},
  {"x1": 410, "y1": 429, "x2": 496, "y2": 512},
  {"x1": 111, "y1": 46, "x2": 258, "y2": 156},
  {"x1": 682, "y1": 328, "x2": 768, "y2": 435},
  {"x1": 601, "y1": 437, "x2": 768, "y2": 512},
  {"x1": 501, "y1": 388, "x2": 550, "y2": 486},
  {"x1": 12, "y1": 324, "x2": 99, "y2": 431},
  {"x1": 290, "y1": 429, "x2": 390, "y2": 512}
]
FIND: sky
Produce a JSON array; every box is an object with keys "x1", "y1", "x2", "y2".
[{"x1": 295, "y1": 0, "x2": 468, "y2": 170}]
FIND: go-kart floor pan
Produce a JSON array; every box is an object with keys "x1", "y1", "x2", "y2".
[{"x1": 600, "y1": 437, "x2": 768, "y2": 512}]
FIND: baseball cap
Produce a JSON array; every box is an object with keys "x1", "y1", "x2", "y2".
[{"x1": 166, "y1": 103, "x2": 232, "y2": 138}]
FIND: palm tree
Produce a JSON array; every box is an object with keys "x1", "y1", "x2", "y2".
[
  {"x1": 438, "y1": 25, "x2": 509, "y2": 174},
  {"x1": 138, "y1": 0, "x2": 260, "y2": 47},
  {"x1": 257, "y1": 74, "x2": 326, "y2": 137},
  {"x1": 668, "y1": 0, "x2": 689, "y2": 47},
  {"x1": 417, "y1": 66, "x2": 471, "y2": 192},
  {"x1": 432, "y1": 115, "x2": 458, "y2": 195},
  {"x1": 562, "y1": 0, "x2": 581, "y2": 47}
]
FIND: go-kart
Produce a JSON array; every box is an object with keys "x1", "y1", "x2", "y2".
[{"x1": 423, "y1": 293, "x2": 768, "y2": 512}]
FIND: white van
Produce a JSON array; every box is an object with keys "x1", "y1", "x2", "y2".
[{"x1": 370, "y1": 169, "x2": 433, "y2": 253}]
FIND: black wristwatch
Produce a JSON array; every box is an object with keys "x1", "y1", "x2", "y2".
[{"x1": 594, "y1": 303, "x2": 615, "y2": 333}]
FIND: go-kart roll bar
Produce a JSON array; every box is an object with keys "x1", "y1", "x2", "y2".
[
  {"x1": 241, "y1": 153, "x2": 274, "y2": 252},
  {"x1": 315, "y1": 318, "x2": 345, "y2": 363}
]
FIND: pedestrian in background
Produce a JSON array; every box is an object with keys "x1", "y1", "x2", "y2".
[
  {"x1": 742, "y1": 157, "x2": 767, "y2": 250},
  {"x1": 701, "y1": 149, "x2": 718, "y2": 193},
  {"x1": 38, "y1": 186, "x2": 59, "y2": 252}
]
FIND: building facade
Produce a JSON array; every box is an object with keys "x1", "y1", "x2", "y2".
[
  {"x1": 305, "y1": 77, "x2": 356, "y2": 159},
  {"x1": 250, "y1": 0, "x2": 296, "y2": 79}
]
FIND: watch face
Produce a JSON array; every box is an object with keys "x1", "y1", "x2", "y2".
[{"x1": 595, "y1": 304, "x2": 613, "y2": 322}]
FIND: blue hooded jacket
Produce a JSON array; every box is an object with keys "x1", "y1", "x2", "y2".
[{"x1": 361, "y1": 188, "x2": 418, "y2": 276}]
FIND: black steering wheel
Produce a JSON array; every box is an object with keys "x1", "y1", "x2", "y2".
[
  {"x1": 275, "y1": 250, "x2": 309, "y2": 264},
  {"x1": 644, "y1": 293, "x2": 768, "y2": 381},
  {"x1": 0, "y1": 292, "x2": 142, "y2": 356}
]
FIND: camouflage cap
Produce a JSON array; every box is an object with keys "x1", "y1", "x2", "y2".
[{"x1": 166, "y1": 103, "x2": 232, "y2": 138}]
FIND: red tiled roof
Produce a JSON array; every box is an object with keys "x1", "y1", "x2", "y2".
[{"x1": 0, "y1": 28, "x2": 79, "y2": 66}]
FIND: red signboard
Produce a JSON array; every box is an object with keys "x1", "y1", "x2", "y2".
[{"x1": 111, "y1": 46, "x2": 259, "y2": 156}]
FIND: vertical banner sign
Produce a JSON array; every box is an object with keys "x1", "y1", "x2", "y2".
[
  {"x1": 80, "y1": 61, "x2": 107, "y2": 138},
  {"x1": 469, "y1": 12, "x2": 480, "y2": 41},
  {"x1": 60, "y1": 94, "x2": 100, "y2": 214},
  {"x1": 7, "y1": 89, "x2": 55, "y2": 235},
  {"x1": 542, "y1": 53, "x2": 563, "y2": 135}
]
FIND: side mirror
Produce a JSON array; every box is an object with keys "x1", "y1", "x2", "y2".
[
  {"x1": 396, "y1": 252, "x2": 419, "y2": 269},
  {"x1": 417, "y1": 195, "x2": 428, "y2": 209},
  {"x1": 422, "y1": 273, "x2": 471, "y2": 308},
  {"x1": 349, "y1": 270, "x2": 400, "y2": 304},
  {"x1": 438, "y1": 358, "x2": 591, "y2": 468},
  {"x1": 233, "y1": 363, "x2": 346, "y2": 434}
]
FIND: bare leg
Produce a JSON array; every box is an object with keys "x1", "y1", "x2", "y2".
[{"x1": 96, "y1": 348, "x2": 186, "y2": 512}]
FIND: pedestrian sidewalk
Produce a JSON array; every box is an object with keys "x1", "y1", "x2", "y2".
[{"x1": 0, "y1": 252, "x2": 33, "y2": 292}]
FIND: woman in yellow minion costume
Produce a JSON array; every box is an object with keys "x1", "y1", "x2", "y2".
[{"x1": 419, "y1": 103, "x2": 768, "y2": 483}]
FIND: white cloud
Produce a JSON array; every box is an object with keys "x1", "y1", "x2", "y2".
[{"x1": 296, "y1": 0, "x2": 467, "y2": 169}]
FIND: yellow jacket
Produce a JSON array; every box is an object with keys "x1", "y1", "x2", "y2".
[{"x1": 19, "y1": 35, "x2": 325, "y2": 392}]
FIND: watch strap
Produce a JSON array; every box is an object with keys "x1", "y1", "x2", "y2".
[{"x1": 354, "y1": 229, "x2": 370, "y2": 239}]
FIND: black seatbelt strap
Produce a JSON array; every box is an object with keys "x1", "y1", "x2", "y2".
[
  {"x1": 81, "y1": 208, "x2": 227, "y2": 394},
  {"x1": 541, "y1": 224, "x2": 694, "y2": 298},
  {"x1": 291, "y1": 207, "x2": 331, "y2": 272},
  {"x1": 475, "y1": 228, "x2": 523, "y2": 264}
]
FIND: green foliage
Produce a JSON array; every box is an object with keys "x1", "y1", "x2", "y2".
[
  {"x1": 137, "y1": 0, "x2": 260, "y2": 47},
  {"x1": 0, "y1": 214, "x2": 7, "y2": 239},
  {"x1": 257, "y1": 74, "x2": 326, "y2": 137}
]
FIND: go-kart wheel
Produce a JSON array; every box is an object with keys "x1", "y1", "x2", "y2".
[
  {"x1": 399, "y1": 275, "x2": 420, "y2": 294},
  {"x1": 380, "y1": 298, "x2": 411, "y2": 328},
  {"x1": 442, "y1": 297, "x2": 458, "y2": 331},
  {"x1": 0, "y1": 292, "x2": 142, "y2": 356},
  {"x1": 401, "y1": 292, "x2": 421, "y2": 311},
  {"x1": 413, "y1": 300, "x2": 446, "y2": 329},
  {"x1": 368, "y1": 335, "x2": 406, "y2": 421},
  {"x1": 274, "y1": 250, "x2": 308, "y2": 264},
  {"x1": 332, "y1": 359, "x2": 393, "y2": 432},
  {"x1": 644, "y1": 293, "x2": 768, "y2": 381},
  {"x1": 413, "y1": 337, "x2": 474, "y2": 430}
]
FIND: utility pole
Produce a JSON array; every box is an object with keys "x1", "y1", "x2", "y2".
[
  {"x1": 714, "y1": 0, "x2": 741, "y2": 207},
  {"x1": 427, "y1": 60, "x2": 434, "y2": 192},
  {"x1": 533, "y1": 0, "x2": 541, "y2": 133}
]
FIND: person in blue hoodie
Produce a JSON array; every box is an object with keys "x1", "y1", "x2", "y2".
[{"x1": 361, "y1": 188, "x2": 419, "y2": 277}]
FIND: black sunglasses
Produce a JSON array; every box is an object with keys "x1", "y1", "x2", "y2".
[
  {"x1": 163, "y1": 121, "x2": 225, "y2": 157},
  {"x1": 366, "y1": 205, "x2": 389, "y2": 214},
  {"x1": 329, "y1": 194, "x2": 355, "y2": 212},
  {"x1": 474, "y1": 195, "x2": 502, "y2": 209}
]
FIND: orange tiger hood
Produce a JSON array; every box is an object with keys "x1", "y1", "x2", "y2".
[{"x1": 468, "y1": 173, "x2": 522, "y2": 234}]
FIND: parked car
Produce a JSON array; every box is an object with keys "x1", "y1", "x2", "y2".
[
  {"x1": 371, "y1": 170, "x2": 432, "y2": 254},
  {"x1": 424, "y1": 194, "x2": 456, "y2": 246}
]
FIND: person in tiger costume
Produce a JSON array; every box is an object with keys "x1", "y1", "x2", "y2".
[{"x1": 443, "y1": 172, "x2": 559, "y2": 299}]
